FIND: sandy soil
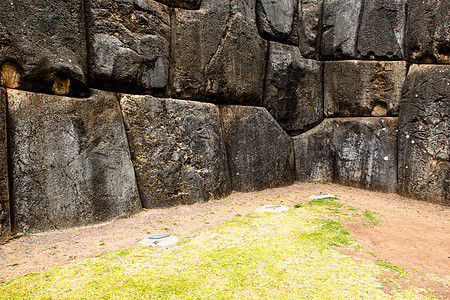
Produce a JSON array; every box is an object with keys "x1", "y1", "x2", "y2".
[{"x1": 0, "y1": 182, "x2": 448, "y2": 298}]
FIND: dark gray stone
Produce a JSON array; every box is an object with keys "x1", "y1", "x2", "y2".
[
  {"x1": 0, "y1": 88, "x2": 10, "y2": 243},
  {"x1": 0, "y1": 0, "x2": 87, "y2": 96},
  {"x1": 324, "y1": 60, "x2": 407, "y2": 117},
  {"x1": 256, "y1": 0, "x2": 299, "y2": 45},
  {"x1": 294, "y1": 117, "x2": 398, "y2": 193},
  {"x1": 405, "y1": 0, "x2": 450, "y2": 64},
  {"x1": 398, "y1": 65, "x2": 449, "y2": 205},
  {"x1": 356, "y1": 0, "x2": 406, "y2": 59},
  {"x1": 170, "y1": 0, "x2": 267, "y2": 105},
  {"x1": 86, "y1": 0, "x2": 170, "y2": 94},
  {"x1": 220, "y1": 106, "x2": 295, "y2": 192},
  {"x1": 154, "y1": 0, "x2": 201, "y2": 9},
  {"x1": 120, "y1": 94, "x2": 231, "y2": 208},
  {"x1": 299, "y1": 0, "x2": 324, "y2": 59},
  {"x1": 320, "y1": 0, "x2": 363, "y2": 59},
  {"x1": 263, "y1": 42, "x2": 323, "y2": 135},
  {"x1": 8, "y1": 89, "x2": 141, "y2": 234}
]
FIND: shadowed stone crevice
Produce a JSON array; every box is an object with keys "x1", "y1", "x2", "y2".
[
  {"x1": 293, "y1": 117, "x2": 399, "y2": 193},
  {"x1": 220, "y1": 105, "x2": 295, "y2": 192}
]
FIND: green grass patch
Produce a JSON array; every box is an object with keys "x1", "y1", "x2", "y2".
[
  {"x1": 362, "y1": 210, "x2": 383, "y2": 226},
  {"x1": 376, "y1": 260, "x2": 409, "y2": 277},
  {"x1": 0, "y1": 198, "x2": 435, "y2": 299}
]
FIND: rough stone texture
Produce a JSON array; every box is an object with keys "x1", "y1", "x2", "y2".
[
  {"x1": 256, "y1": 0, "x2": 299, "y2": 45},
  {"x1": 299, "y1": 0, "x2": 324, "y2": 59},
  {"x1": 86, "y1": 0, "x2": 170, "y2": 94},
  {"x1": 0, "y1": 88, "x2": 10, "y2": 243},
  {"x1": 154, "y1": 0, "x2": 201, "y2": 9},
  {"x1": 7, "y1": 89, "x2": 141, "y2": 234},
  {"x1": 320, "y1": 0, "x2": 363, "y2": 59},
  {"x1": 263, "y1": 42, "x2": 323, "y2": 135},
  {"x1": 398, "y1": 65, "x2": 449, "y2": 205},
  {"x1": 324, "y1": 60, "x2": 407, "y2": 117},
  {"x1": 170, "y1": 0, "x2": 267, "y2": 105},
  {"x1": 294, "y1": 118, "x2": 398, "y2": 193},
  {"x1": 220, "y1": 106, "x2": 295, "y2": 192},
  {"x1": 405, "y1": 0, "x2": 450, "y2": 64},
  {"x1": 0, "y1": 0, "x2": 87, "y2": 96},
  {"x1": 356, "y1": 0, "x2": 406, "y2": 59},
  {"x1": 120, "y1": 94, "x2": 231, "y2": 208}
]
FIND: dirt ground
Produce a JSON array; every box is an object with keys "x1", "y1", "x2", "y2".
[{"x1": 0, "y1": 182, "x2": 448, "y2": 298}]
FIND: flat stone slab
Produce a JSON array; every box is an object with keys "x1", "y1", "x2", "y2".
[
  {"x1": 0, "y1": 0, "x2": 87, "y2": 96},
  {"x1": 320, "y1": 0, "x2": 363, "y2": 59},
  {"x1": 308, "y1": 194, "x2": 336, "y2": 199},
  {"x1": 7, "y1": 89, "x2": 142, "y2": 234},
  {"x1": 120, "y1": 94, "x2": 231, "y2": 208},
  {"x1": 220, "y1": 105, "x2": 295, "y2": 192},
  {"x1": 294, "y1": 117, "x2": 398, "y2": 193},
  {"x1": 170, "y1": 0, "x2": 267, "y2": 104},
  {"x1": 398, "y1": 64, "x2": 449, "y2": 205},
  {"x1": 324, "y1": 60, "x2": 407, "y2": 117},
  {"x1": 140, "y1": 234, "x2": 180, "y2": 247},
  {"x1": 255, "y1": 205, "x2": 290, "y2": 213},
  {"x1": 256, "y1": 0, "x2": 299, "y2": 45},
  {"x1": 264, "y1": 42, "x2": 323, "y2": 135},
  {"x1": 87, "y1": 0, "x2": 170, "y2": 94}
]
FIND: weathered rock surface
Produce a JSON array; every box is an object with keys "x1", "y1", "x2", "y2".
[
  {"x1": 220, "y1": 106, "x2": 295, "y2": 192},
  {"x1": 324, "y1": 60, "x2": 407, "y2": 117},
  {"x1": 405, "y1": 0, "x2": 450, "y2": 63},
  {"x1": 120, "y1": 94, "x2": 231, "y2": 208},
  {"x1": 170, "y1": 0, "x2": 267, "y2": 104},
  {"x1": 256, "y1": 0, "x2": 299, "y2": 45},
  {"x1": 320, "y1": 0, "x2": 363, "y2": 59},
  {"x1": 154, "y1": 0, "x2": 201, "y2": 9},
  {"x1": 7, "y1": 89, "x2": 141, "y2": 234},
  {"x1": 86, "y1": 0, "x2": 170, "y2": 94},
  {"x1": 356, "y1": 0, "x2": 406, "y2": 59},
  {"x1": 264, "y1": 42, "x2": 323, "y2": 135},
  {"x1": 398, "y1": 65, "x2": 449, "y2": 205},
  {"x1": 0, "y1": 0, "x2": 87, "y2": 96},
  {"x1": 299, "y1": 0, "x2": 324, "y2": 59},
  {"x1": 294, "y1": 118, "x2": 398, "y2": 193},
  {"x1": 0, "y1": 88, "x2": 10, "y2": 243}
]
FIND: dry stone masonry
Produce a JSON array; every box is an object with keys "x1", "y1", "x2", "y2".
[{"x1": 0, "y1": 0, "x2": 448, "y2": 240}]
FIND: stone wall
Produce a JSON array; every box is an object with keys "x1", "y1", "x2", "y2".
[{"x1": 0, "y1": 0, "x2": 448, "y2": 241}]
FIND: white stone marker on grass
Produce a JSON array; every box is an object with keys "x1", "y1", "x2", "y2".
[
  {"x1": 255, "y1": 205, "x2": 290, "y2": 213},
  {"x1": 140, "y1": 234, "x2": 180, "y2": 247}
]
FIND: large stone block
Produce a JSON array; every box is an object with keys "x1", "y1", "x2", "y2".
[
  {"x1": 294, "y1": 118, "x2": 398, "y2": 193},
  {"x1": 170, "y1": 0, "x2": 267, "y2": 105},
  {"x1": 154, "y1": 0, "x2": 201, "y2": 9},
  {"x1": 220, "y1": 106, "x2": 295, "y2": 192},
  {"x1": 256, "y1": 0, "x2": 299, "y2": 45},
  {"x1": 320, "y1": 0, "x2": 363, "y2": 59},
  {"x1": 324, "y1": 60, "x2": 407, "y2": 117},
  {"x1": 405, "y1": 0, "x2": 450, "y2": 63},
  {"x1": 120, "y1": 94, "x2": 231, "y2": 208},
  {"x1": 86, "y1": 0, "x2": 170, "y2": 94},
  {"x1": 8, "y1": 89, "x2": 141, "y2": 234},
  {"x1": 0, "y1": 88, "x2": 10, "y2": 243},
  {"x1": 356, "y1": 0, "x2": 406, "y2": 59},
  {"x1": 299, "y1": 0, "x2": 324, "y2": 59},
  {"x1": 0, "y1": 0, "x2": 87, "y2": 96},
  {"x1": 263, "y1": 42, "x2": 323, "y2": 135},
  {"x1": 398, "y1": 65, "x2": 449, "y2": 205}
]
